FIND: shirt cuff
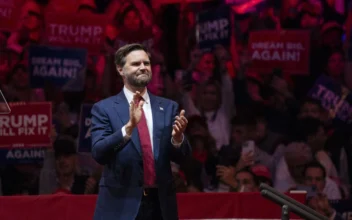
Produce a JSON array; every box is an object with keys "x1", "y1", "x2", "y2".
[
  {"x1": 171, "y1": 134, "x2": 184, "y2": 147},
  {"x1": 121, "y1": 126, "x2": 131, "y2": 141}
]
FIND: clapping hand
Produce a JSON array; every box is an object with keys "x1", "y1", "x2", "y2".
[
  {"x1": 172, "y1": 110, "x2": 188, "y2": 143},
  {"x1": 128, "y1": 91, "x2": 144, "y2": 127}
]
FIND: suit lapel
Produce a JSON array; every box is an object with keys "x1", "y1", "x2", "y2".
[
  {"x1": 114, "y1": 91, "x2": 142, "y2": 156},
  {"x1": 149, "y1": 92, "x2": 164, "y2": 162}
]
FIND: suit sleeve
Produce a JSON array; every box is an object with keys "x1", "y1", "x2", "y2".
[
  {"x1": 170, "y1": 101, "x2": 192, "y2": 162},
  {"x1": 90, "y1": 103, "x2": 126, "y2": 165}
]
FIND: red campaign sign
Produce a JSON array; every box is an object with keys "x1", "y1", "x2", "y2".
[
  {"x1": 114, "y1": 27, "x2": 154, "y2": 50},
  {"x1": 44, "y1": 13, "x2": 109, "y2": 54},
  {"x1": 152, "y1": 0, "x2": 213, "y2": 5},
  {"x1": 0, "y1": 102, "x2": 52, "y2": 149},
  {"x1": 0, "y1": 0, "x2": 23, "y2": 31},
  {"x1": 248, "y1": 30, "x2": 311, "y2": 75}
]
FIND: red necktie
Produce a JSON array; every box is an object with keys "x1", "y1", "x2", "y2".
[{"x1": 136, "y1": 97, "x2": 156, "y2": 186}]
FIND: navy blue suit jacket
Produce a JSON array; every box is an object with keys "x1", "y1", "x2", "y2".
[{"x1": 90, "y1": 91, "x2": 191, "y2": 220}]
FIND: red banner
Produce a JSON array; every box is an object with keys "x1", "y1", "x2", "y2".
[
  {"x1": 0, "y1": 102, "x2": 52, "y2": 148},
  {"x1": 0, "y1": 193, "x2": 306, "y2": 220},
  {"x1": 114, "y1": 27, "x2": 154, "y2": 50},
  {"x1": 44, "y1": 13, "x2": 109, "y2": 54},
  {"x1": 248, "y1": 30, "x2": 311, "y2": 75},
  {"x1": 0, "y1": 0, "x2": 23, "y2": 31}
]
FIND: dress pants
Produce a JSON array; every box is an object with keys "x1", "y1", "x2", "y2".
[{"x1": 135, "y1": 188, "x2": 163, "y2": 220}]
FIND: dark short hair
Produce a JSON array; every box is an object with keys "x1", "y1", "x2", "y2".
[
  {"x1": 54, "y1": 136, "x2": 77, "y2": 158},
  {"x1": 114, "y1": 43, "x2": 149, "y2": 67},
  {"x1": 295, "y1": 117, "x2": 324, "y2": 141},
  {"x1": 301, "y1": 97, "x2": 323, "y2": 110},
  {"x1": 236, "y1": 167, "x2": 260, "y2": 187},
  {"x1": 303, "y1": 161, "x2": 326, "y2": 179}
]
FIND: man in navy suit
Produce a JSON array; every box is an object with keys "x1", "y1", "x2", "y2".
[{"x1": 91, "y1": 43, "x2": 191, "y2": 220}]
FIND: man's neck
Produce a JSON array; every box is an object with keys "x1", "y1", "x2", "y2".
[{"x1": 125, "y1": 84, "x2": 147, "y2": 95}]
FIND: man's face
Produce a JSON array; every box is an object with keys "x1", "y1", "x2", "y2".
[
  {"x1": 327, "y1": 52, "x2": 344, "y2": 78},
  {"x1": 118, "y1": 50, "x2": 152, "y2": 88},
  {"x1": 55, "y1": 154, "x2": 76, "y2": 176},
  {"x1": 322, "y1": 30, "x2": 342, "y2": 49},
  {"x1": 255, "y1": 121, "x2": 267, "y2": 141},
  {"x1": 12, "y1": 68, "x2": 29, "y2": 89},
  {"x1": 300, "y1": 14, "x2": 320, "y2": 29},
  {"x1": 299, "y1": 103, "x2": 321, "y2": 119},
  {"x1": 286, "y1": 156, "x2": 309, "y2": 183},
  {"x1": 123, "y1": 10, "x2": 141, "y2": 31},
  {"x1": 236, "y1": 171, "x2": 258, "y2": 192},
  {"x1": 304, "y1": 167, "x2": 325, "y2": 192},
  {"x1": 231, "y1": 125, "x2": 246, "y2": 145},
  {"x1": 195, "y1": 53, "x2": 215, "y2": 81}
]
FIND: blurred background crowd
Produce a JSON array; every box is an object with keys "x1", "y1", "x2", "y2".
[{"x1": 0, "y1": 0, "x2": 352, "y2": 218}]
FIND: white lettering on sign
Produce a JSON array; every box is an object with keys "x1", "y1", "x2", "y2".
[
  {"x1": 32, "y1": 66, "x2": 78, "y2": 78},
  {"x1": 252, "y1": 42, "x2": 305, "y2": 50},
  {"x1": 342, "y1": 211, "x2": 352, "y2": 220},
  {"x1": 310, "y1": 84, "x2": 352, "y2": 123},
  {"x1": 0, "y1": 114, "x2": 49, "y2": 136},
  {"x1": 251, "y1": 42, "x2": 305, "y2": 62},
  {"x1": 198, "y1": 19, "x2": 229, "y2": 33},
  {"x1": 251, "y1": 50, "x2": 300, "y2": 62},
  {"x1": 31, "y1": 57, "x2": 61, "y2": 65},
  {"x1": 49, "y1": 24, "x2": 102, "y2": 37},
  {"x1": 48, "y1": 24, "x2": 103, "y2": 45},
  {"x1": 0, "y1": 7, "x2": 12, "y2": 17},
  {"x1": 197, "y1": 19, "x2": 229, "y2": 42},
  {"x1": 31, "y1": 56, "x2": 81, "y2": 78},
  {"x1": 84, "y1": 118, "x2": 91, "y2": 139},
  {"x1": 6, "y1": 149, "x2": 45, "y2": 160}
]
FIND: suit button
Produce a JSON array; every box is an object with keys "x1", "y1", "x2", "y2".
[{"x1": 138, "y1": 180, "x2": 143, "y2": 187}]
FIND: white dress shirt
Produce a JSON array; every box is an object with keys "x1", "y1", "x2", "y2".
[
  {"x1": 122, "y1": 87, "x2": 154, "y2": 151},
  {"x1": 121, "y1": 87, "x2": 183, "y2": 148}
]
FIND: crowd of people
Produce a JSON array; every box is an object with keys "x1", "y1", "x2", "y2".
[{"x1": 0, "y1": 0, "x2": 352, "y2": 219}]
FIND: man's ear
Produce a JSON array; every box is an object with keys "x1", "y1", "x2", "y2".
[{"x1": 116, "y1": 65, "x2": 123, "y2": 76}]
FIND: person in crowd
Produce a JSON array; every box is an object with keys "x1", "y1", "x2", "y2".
[
  {"x1": 251, "y1": 164, "x2": 273, "y2": 187},
  {"x1": 235, "y1": 168, "x2": 260, "y2": 192},
  {"x1": 208, "y1": 115, "x2": 278, "y2": 192},
  {"x1": 53, "y1": 137, "x2": 93, "y2": 194},
  {"x1": 0, "y1": 163, "x2": 41, "y2": 195},
  {"x1": 7, "y1": 1, "x2": 44, "y2": 52},
  {"x1": 320, "y1": 22, "x2": 344, "y2": 51},
  {"x1": 295, "y1": 117, "x2": 339, "y2": 179},
  {"x1": 324, "y1": 130, "x2": 351, "y2": 198},
  {"x1": 323, "y1": 49, "x2": 346, "y2": 83},
  {"x1": 303, "y1": 161, "x2": 342, "y2": 200},
  {"x1": 274, "y1": 142, "x2": 313, "y2": 192},
  {"x1": 182, "y1": 80, "x2": 233, "y2": 150},
  {"x1": 218, "y1": 167, "x2": 260, "y2": 192},
  {"x1": 308, "y1": 194, "x2": 344, "y2": 220},
  {"x1": 2, "y1": 63, "x2": 45, "y2": 102},
  {"x1": 298, "y1": 98, "x2": 326, "y2": 121}
]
